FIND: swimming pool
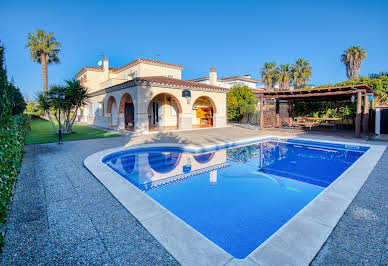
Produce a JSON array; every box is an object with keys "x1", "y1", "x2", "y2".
[{"x1": 102, "y1": 139, "x2": 367, "y2": 259}]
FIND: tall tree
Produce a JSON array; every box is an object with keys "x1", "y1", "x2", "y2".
[
  {"x1": 261, "y1": 62, "x2": 278, "y2": 90},
  {"x1": 341, "y1": 46, "x2": 366, "y2": 80},
  {"x1": 292, "y1": 58, "x2": 312, "y2": 89},
  {"x1": 25, "y1": 29, "x2": 60, "y2": 92},
  {"x1": 276, "y1": 64, "x2": 293, "y2": 90}
]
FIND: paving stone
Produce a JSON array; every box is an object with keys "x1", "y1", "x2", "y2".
[
  {"x1": 45, "y1": 185, "x2": 77, "y2": 203},
  {"x1": 49, "y1": 210, "x2": 98, "y2": 250},
  {"x1": 52, "y1": 237, "x2": 112, "y2": 265},
  {"x1": 100, "y1": 224, "x2": 160, "y2": 259},
  {"x1": 1, "y1": 219, "x2": 52, "y2": 265},
  {"x1": 86, "y1": 204, "x2": 138, "y2": 234},
  {"x1": 324, "y1": 216, "x2": 385, "y2": 264},
  {"x1": 311, "y1": 243, "x2": 376, "y2": 266}
]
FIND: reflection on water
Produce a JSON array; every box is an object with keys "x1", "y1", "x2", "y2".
[
  {"x1": 104, "y1": 140, "x2": 365, "y2": 259},
  {"x1": 105, "y1": 141, "x2": 365, "y2": 191}
]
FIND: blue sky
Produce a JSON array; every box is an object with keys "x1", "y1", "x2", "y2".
[{"x1": 1, "y1": 0, "x2": 387, "y2": 98}]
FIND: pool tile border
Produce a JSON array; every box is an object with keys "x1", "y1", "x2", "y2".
[{"x1": 84, "y1": 136, "x2": 386, "y2": 266}]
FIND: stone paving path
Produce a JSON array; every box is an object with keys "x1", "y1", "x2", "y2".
[{"x1": 1, "y1": 127, "x2": 387, "y2": 265}]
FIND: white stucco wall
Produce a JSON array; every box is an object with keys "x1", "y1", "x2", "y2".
[{"x1": 81, "y1": 83, "x2": 227, "y2": 134}]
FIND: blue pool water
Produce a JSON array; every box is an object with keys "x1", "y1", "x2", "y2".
[{"x1": 103, "y1": 139, "x2": 367, "y2": 259}]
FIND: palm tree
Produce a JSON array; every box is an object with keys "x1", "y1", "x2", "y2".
[
  {"x1": 261, "y1": 62, "x2": 278, "y2": 90},
  {"x1": 25, "y1": 29, "x2": 60, "y2": 92},
  {"x1": 341, "y1": 46, "x2": 366, "y2": 80},
  {"x1": 291, "y1": 58, "x2": 312, "y2": 89},
  {"x1": 276, "y1": 64, "x2": 293, "y2": 90}
]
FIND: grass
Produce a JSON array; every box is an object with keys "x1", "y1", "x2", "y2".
[{"x1": 26, "y1": 119, "x2": 120, "y2": 144}]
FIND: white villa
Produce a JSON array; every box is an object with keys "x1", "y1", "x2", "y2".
[{"x1": 76, "y1": 58, "x2": 229, "y2": 134}]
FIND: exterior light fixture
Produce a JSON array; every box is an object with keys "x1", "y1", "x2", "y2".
[
  {"x1": 50, "y1": 90, "x2": 65, "y2": 144},
  {"x1": 351, "y1": 95, "x2": 355, "y2": 103},
  {"x1": 182, "y1": 90, "x2": 191, "y2": 104}
]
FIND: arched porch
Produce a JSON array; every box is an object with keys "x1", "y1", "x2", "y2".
[
  {"x1": 147, "y1": 93, "x2": 182, "y2": 131},
  {"x1": 119, "y1": 93, "x2": 135, "y2": 131},
  {"x1": 192, "y1": 96, "x2": 216, "y2": 128},
  {"x1": 107, "y1": 96, "x2": 118, "y2": 127}
]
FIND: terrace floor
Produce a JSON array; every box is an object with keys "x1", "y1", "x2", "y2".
[{"x1": 1, "y1": 126, "x2": 387, "y2": 265}]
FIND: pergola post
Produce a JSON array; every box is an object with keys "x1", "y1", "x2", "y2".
[
  {"x1": 275, "y1": 99, "x2": 280, "y2": 127},
  {"x1": 363, "y1": 94, "x2": 369, "y2": 134},
  {"x1": 288, "y1": 100, "x2": 293, "y2": 125},
  {"x1": 260, "y1": 97, "x2": 264, "y2": 129},
  {"x1": 355, "y1": 91, "x2": 362, "y2": 138}
]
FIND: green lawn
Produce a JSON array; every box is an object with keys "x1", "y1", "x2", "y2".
[{"x1": 26, "y1": 119, "x2": 120, "y2": 144}]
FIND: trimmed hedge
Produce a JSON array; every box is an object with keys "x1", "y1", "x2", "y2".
[{"x1": 0, "y1": 114, "x2": 28, "y2": 249}]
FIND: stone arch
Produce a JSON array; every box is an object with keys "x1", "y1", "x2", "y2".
[
  {"x1": 191, "y1": 95, "x2": 217, "y2": 114},
  {"x1": 107, "y1": 96, "x2": 117, "y2": 114},
  {"x1": 147, "y1": 93, "x2": 183, "y2": 131},
  {"x1": 192, "y1": 96, "x2": 217, "y2": 128},
  {"x1": 119, "y1": 93, "x2": 135, "y2": 130},
  {"x1": 107, "y1": 96, "x2": 118, "y2": 127}
]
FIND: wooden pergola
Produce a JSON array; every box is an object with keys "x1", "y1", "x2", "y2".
[{"x1": 256, "y1": 84, "x2": 374, "y2": 137}]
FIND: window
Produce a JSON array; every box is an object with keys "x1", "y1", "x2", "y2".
[
  {"x1": 168, "y1": 74, "x2": 173, "y2": 78},
  {"x1": 132, "y1": 71, "x2": 138, "y2": 78}
]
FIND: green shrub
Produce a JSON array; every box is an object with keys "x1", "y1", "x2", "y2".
[
  {"x1": 0, "y1": 114, "x2": 28, "y2": 249},
  {"x1": 0, "y1": 41, "x2": 27, "y2": 251}
]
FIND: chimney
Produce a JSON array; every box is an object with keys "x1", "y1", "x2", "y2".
[
  {"x1": 103, "y1": 57, "x2": 109, "y2": 81},
  {"x1": 209, "y1": 67, "x2": 217, "y2": 86}
]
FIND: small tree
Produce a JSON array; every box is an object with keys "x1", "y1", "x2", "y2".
[
  {"x1": 227, "y1": 84, "x2": 257, "y2": 123},
  {"x1": 36, "y1": 78, "x2": 88, "y2": 134}
]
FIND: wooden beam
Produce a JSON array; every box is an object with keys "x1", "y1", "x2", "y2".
[
  {"x1": 262, "y1": 89, "x2": 365, "y2": 99},
  {"x1": 363, "y1": 94, "x2": 369, "y2": 134},
  {"x1": 355, "y1": 91, "x2": 362, "y2": 137},
  {"x1": 275, "y1": 99, "x2": 280, "y2": 127},
  {"x1": 260, "y1": 97, "x2": 264, "y2": 129}
]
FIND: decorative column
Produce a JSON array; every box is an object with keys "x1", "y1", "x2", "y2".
[
  {"x1": 355, "y1": 91, "x2": 362, "y2": 138},
  {"x1": 119, "y1": 113, "x2": 125, "y2": 130},
  {"x1": 363, "y1": 94, "x2": 369, "y2": 134}
]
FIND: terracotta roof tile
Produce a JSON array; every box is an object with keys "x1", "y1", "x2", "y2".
[
  {"x1": 76, "y1": 58, "x2": 184, "y2": 78},
  {"x1": 136, "y1": 76, "x2": 228, "y2": 91},
  {"x1": 95, "y1": 76, "x2": 228, "y2": 93}
]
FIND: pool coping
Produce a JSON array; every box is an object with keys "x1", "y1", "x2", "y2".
[{"x1": 84, "y1": 136, "x2": 386, "y2": 266}]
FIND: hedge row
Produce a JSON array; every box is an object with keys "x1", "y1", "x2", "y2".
[{"x1": 0, "y1": 114, "x2": 28, "y2": 248}]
